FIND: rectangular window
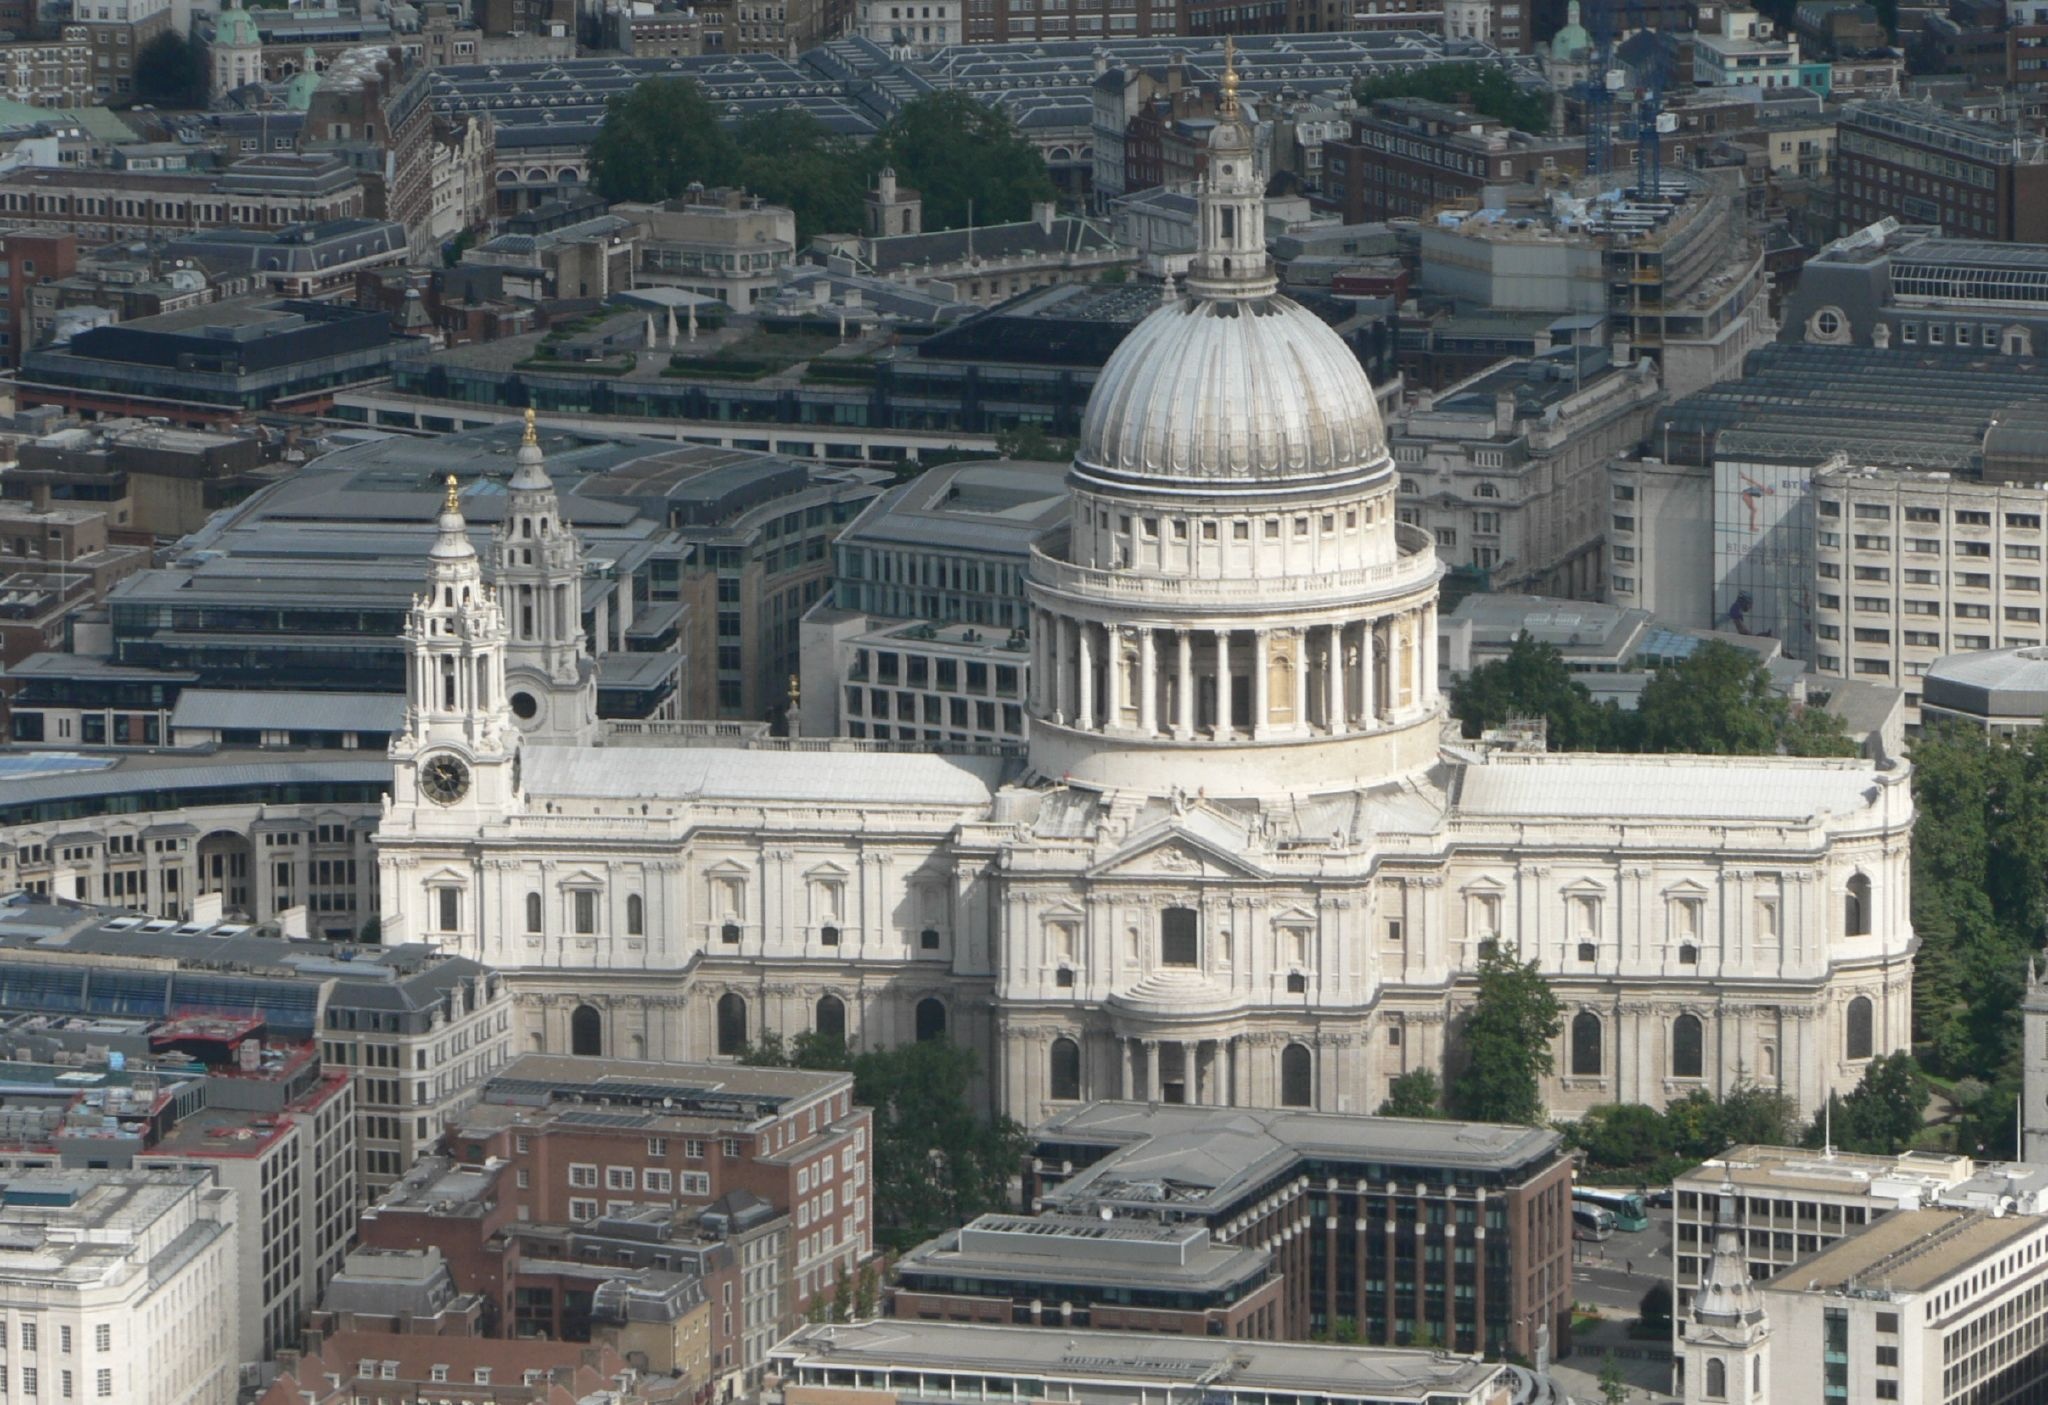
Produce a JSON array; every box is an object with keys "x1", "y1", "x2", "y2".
[
  {"x1": 569, "y1": 1163, "x2": 598, "y2": 1189},
  {"x1": 436, "y1": 888, "x2": 459, "y2": 933},
  {"x1": 573, "y1": 890, "x2": 597, "y2": 934},
  {"x1": 644, "y1": 1169, "x2": 673, "y2": 1193},
  {"x1": 606, "y1": 1166, "x2": 635, "y2": 1191}
]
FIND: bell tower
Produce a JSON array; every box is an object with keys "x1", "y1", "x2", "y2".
[
  {"x1": 1681, "y1": 1181, "x2": 1771, "y2": 1405},
  {"x1": 492, "y1": 408, "x2": 599, "y2": 747},
  {"x1": 390, "y1": 475, "x2": 521, "y2": 821},
  {"x1": 1184, "y1": 39, "x2": 1275, "y2": 302}
]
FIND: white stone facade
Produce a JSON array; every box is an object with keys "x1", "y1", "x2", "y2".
[{"x1": 375, "y1": 64, "x2": 1916, "y2": 1130}]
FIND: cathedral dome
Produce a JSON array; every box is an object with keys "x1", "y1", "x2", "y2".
[{"x1": 1074, "y1": 292, "x2": 1387, "y2": 491}]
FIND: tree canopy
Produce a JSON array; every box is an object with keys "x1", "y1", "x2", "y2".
[
  {"x1": 1569, "y1": 1084, "x2": 1803, "y2": 1182},
  {"x1": 1806, "y1": 1052, "x2": 1929, "y2": 1156},
  {"x1": 135, "y1": 32, "x2": 206, "y2": 108},
  {"x1": 1909, "y1": 721, "x2": 2048, "y2": 1090},
  {"x1": 874, "y1": 91, "x2": 1057, "y2": 230},
  {"x1": 1449, "y1": 635, "x2": 1857, "y2": 757},
  {"x1": 589, "y1": 83, "x2": 1057, "y2": 239},
  {"x1": 1449, "y1": 946, "x2": 1562, "y2": 1125},
  {"x1": 739, "y1": 1032, "x2": 1027, "y2": 1249},
  {"x1": 589, "y1": 78, "x2": 740, "y2": 203},
  {"x1": 1352, "y1": 63, "x2": 1550, "y2": 135},
  {"x1": 1377, "y1": 1068, "x2": 1445, "y2": 1119}
]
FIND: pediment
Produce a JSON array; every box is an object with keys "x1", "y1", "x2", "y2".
[{"x1": 1086, "y1": 820, "x2": 1269, "y2": 881}]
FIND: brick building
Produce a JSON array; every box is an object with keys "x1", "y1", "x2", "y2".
[
  {"x1": 0, "y1": 156, "x2": 364, "y2": 246},
  {"x1": 1026, "y1": 1102, "x2": 1575, "y2": 1357},
  {"x1": 75, "y1": 0, "x2": 172, "y2": 100},
  {"x1": 1319, "y1": 98, "x2": 1582, "y2": 224},
  {"x1": 0, "y1": 27, "x2": 94, "y2": 109},
  {"x1": 1835, "y1": 100, "x2": 2048, "y2": 243},
  {"x1": 0, "y1": 229, "x2": 76, "y2": 370}
]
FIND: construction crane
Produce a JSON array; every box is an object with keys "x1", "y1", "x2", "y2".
[
  {"x1": 1627, "y1": 0, "x2": 1675, "y2": 194},
  {"x1": 1584, "y1": 0, "x2": 1619, "y2": 178}
]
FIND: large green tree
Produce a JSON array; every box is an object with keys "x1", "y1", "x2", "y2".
[
  {"x1": 589, "y1": 78, "x2": 739, "y2": 204},
  {"x1": 1376, "y1": 1068, "x2": 1445, "y2": 1119},
  {"x1": 875, "y1": 91, "x2": 1056, "y2": 230},
  {"x1": 1449, "y1": 946, "x2": 1563, "y2": 1126},
  {"x1": 740, "y1": 1032, "x2": 1026, "y2": 1249},
  {"x1": 1909, "y1": 722, "x2": 2048, "y2": 1079},
  {"x1": 1807, "y1": 1052, "x2": 1929, "y2": 1155},
  {"x1": 1449, "y1": 633, "x2": 1618, "y2": 750},
  {"x1": 135, "y1": 32, "x2": 206, "y2": 107},
  {"x1": 732, "y1": 109, "x2": 875, "y2": 242},
  {"x1": 1631, "y1": 640, "x2": 1789, "y2": 754}
]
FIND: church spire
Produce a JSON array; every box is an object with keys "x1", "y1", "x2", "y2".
[{"x1": 492, "y1": 406, "x2": 597, "y2": 746}]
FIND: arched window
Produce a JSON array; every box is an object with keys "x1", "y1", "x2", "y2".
[
  {"x1": 820, "y1": 924, "x2": 841, "y2": 947},
  {"x1": 1845, "y1": 873, "x2": 1871, "y2": 936},
  {"x1": 1280, "y1": 1043, "x2": 1313, "y2": 1108},
  {"x1": 1846, "y1": 994, "x2": 1874, "y2": 1060},
  {"x1": 1571, "y1": 1012, "x2": 1602, "y2": 1077},
  {"x1": 1704, "y1": 1358, "x2": 1725, "y2": 1399},
  {"x1": 915, "y1": 997, "x2": 947, "y2": 1043},
  {"x1": 570, "y1": 1003, "x2": 602, "y2": 1057},
  {"x1": 721, "y1": 921, "x2": 741, "y2": 944},
  {"x1": 716, "y1": 993, "x2": 748, "y2": 1056},
  {"x1": 1673, "y1": 1013, "x2": 1704, "y2": 1079},
  {"x1": 1049, "y1": 1037, "x2": 1081, "y2": 1101},
  {"x1": 815, "y1": 994, "x2": 846, "y2": 1044},
  {"x1": 524, "y1": 892, "x2": 542, "y2": 934},
  {"x1": 626, "y1": 894, "x2": 643, "y2": 937}
]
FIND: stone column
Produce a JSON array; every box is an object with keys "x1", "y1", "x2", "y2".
[
  {"x1": 1144, "y1": 1039, "x2": 1161, "y2": 1102},
  {"x1": 1077, "y1": 622, "x2": 1095, "y2": 730},
  {"x1": 1359, "y1": 619, "x2": 1375, "y2": 728},
  {"x1": 1217, "y1": 629, "x2": 1234, "y2": 738},
  {"x1": 1181, "y1": 1041, "x2": 1197, "y2": 1103},
  {"x1": 1120, "y1": 1037, "x2": 1135, "y2": 1100},
  {"x1": 1050, "y1": 613, "x2": 1068, "y2": 724},
  {"x1": 1221, "y1": 1037, "x2": 1236, "y2": 1106},
  {"x1": 1252, "y1": 628, "x2": 1270, "y2": 739},
  {"x1": 1422, "y1": 602, "x2": 1438, "y2": 704},
  {"x1": 1327, "y1": 623, "x2": 1345, "y2": 735},
  {"x1": 1291, "y1": 630, "x2": 1308, "y2": 732},
  {"x1": 1139, "y1": 627, "x2": 1158, "y2": 736},
  {"x1": 1176, "y1": 629, "x2": 1194, "y2": 740},
  {"x1": 1105, "y1": 623, "x2": 1124, "y2": 729}
]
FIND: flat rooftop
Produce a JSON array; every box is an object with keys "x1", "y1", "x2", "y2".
[
  {"x1": 839, "y1": 457, "x2": 1070, "y2": 556},
  {"x1": 472, "y1": 1054, "x2": 848, "y2": 1129},
  {"x1": 769, "y1": 1320, "x2": 1505, "y2": 1402},
  {"x1": 897, "y1": 1213, "x2": 1271, "y2": 1293},
  {"x1": 1035, "y1": 1102, "x2": 1563, "y2": 1216},
  {"x1": 1772, "y1": 1207, "x2": 2044, "y2": 1297}
]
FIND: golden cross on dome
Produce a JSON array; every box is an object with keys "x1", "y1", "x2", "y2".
[
  {"x1": 1220, "y1": 36, "x2": 1239, "y2": 118},
  {"x1": 443, "y1": 474, "x2": 460, "y2": 512},
  {"x1": 522, "y1": 404, "x2": 538, "y2": 446}
]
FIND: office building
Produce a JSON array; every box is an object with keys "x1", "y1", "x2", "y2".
[
  {"x1": 799, "y1": 457, "x2": 1069, "y2": 747},
  {"x1": 1836, "y1": 101, "x2": 2048, "y2": 244},
  {"x1": 891, "y1": 1213, "x2": 1283, "y2": 1336},
  {"x1": 767, "y1": 1321, "x2": 1510, "y2": 1405},
  {"x1": 0, "y1": 1169, "x2": 239, "y2": 1405},
  {"x1": 1392, "y1": 349, "x2": 1663, "y2": 597},
  {"x1": 1027, "y1": 1102, "x2": 1573, "y2": 1356},
  {"x1": 1920, "y1": 646, "x2": 2048, "y2": 729},
  {"x1": 0, "y1": 895, "x2": 511, "y2": 1200},
  {"x1": 1784, "y1": 222, "x2": 2048, "y2": 357}
]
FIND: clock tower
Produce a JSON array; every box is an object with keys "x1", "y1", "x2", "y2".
[
  {"x1": 389, "y1": 475, "x2": 521, "y2": 825},
  {"x1": 493, "y1": 408, "x2": 599, "y2": 747}
]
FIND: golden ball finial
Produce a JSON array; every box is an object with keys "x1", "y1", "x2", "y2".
[
  {"x1": 443, "y1": 474, "x2": 461, "y2": 513},
  {"x1": 1220, "y1": 36, "x2": 1239, "y2": 118},
  {"x1": 522, "y1": 405, "x2": 538, "y2": 447}
]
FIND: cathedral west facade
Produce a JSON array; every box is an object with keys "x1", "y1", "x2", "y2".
[{"x1": 375, "y1": 72, "x2": 1916, "y2": 1127}]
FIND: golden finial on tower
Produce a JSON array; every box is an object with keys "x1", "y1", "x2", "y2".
[
  {"x1": 443, "y1": 474, "x2": 461, "y2": 513},
  {"x1": 787, "y1": 673, "x2": 801, "y2": 708},
  {"x1": 1219, "y1": 36, "x2": 1239, "y2": 119},
  {"x1": 522, "y1": 404, "x2": 538, "y2": 447}
]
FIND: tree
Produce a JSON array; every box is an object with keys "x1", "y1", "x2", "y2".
[
  {"x1": 741, "y1": 1033, "x2": 1027, "y2": 1248},
  {"x1": 1573, "y1": 1102, "x2": 1673, "y2": 1170},
  {"x1": 1377, "y1": 1068, "x2": 1445, "y2": 1119},
  {"x1": 1353, "y1": 63, "x2": 1550, "y2": 134},
  {"x1": 1781, "y1": 700, "x2": 1860, "y2": 757},
  {"x1": 357, "y1": 916, "x2": 381, "y2": 943},
  {"x1": 1599, "y1": 1353, "x2": 1630, "y2": 1405},
  {"x1": 1631, "y1": 641, "x2": 1788, "y2": 755},
  {"x1": 875, "y1": 91, "x2": 1056, "y2": 230},
  {"x1": 1449, "y1": 946, "x2": 1563, "y2": 1126},
  {"x1": 732, "y1": 109, "x2": 875, "y2": 242},
  {"x1": 830, "y1": 1271, "x2": 854, "y2": 1323},
  {"x1": 854, "y1": 1262, "x2": 880, "y2": 1319},
  {"x1": 1449, "y1": 633, "x2": 1616, "y2": 751},
  {"x1": 1811, "y1": 1052, "x2": 1929, "y2": 1155},
  {"x1": 135, "y1": 32, "x2": 206, "y2": 107},
  {"x1": 589, "y1": 79, "x2": 739, "y2": 204},
  {"x1": 1639, "y1": 1282, "x2": 1673, "y2": 1327}
]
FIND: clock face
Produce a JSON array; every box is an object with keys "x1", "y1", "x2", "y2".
[{"x1": 421, "y1": 754, "x2": 471, "y2": 805}]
